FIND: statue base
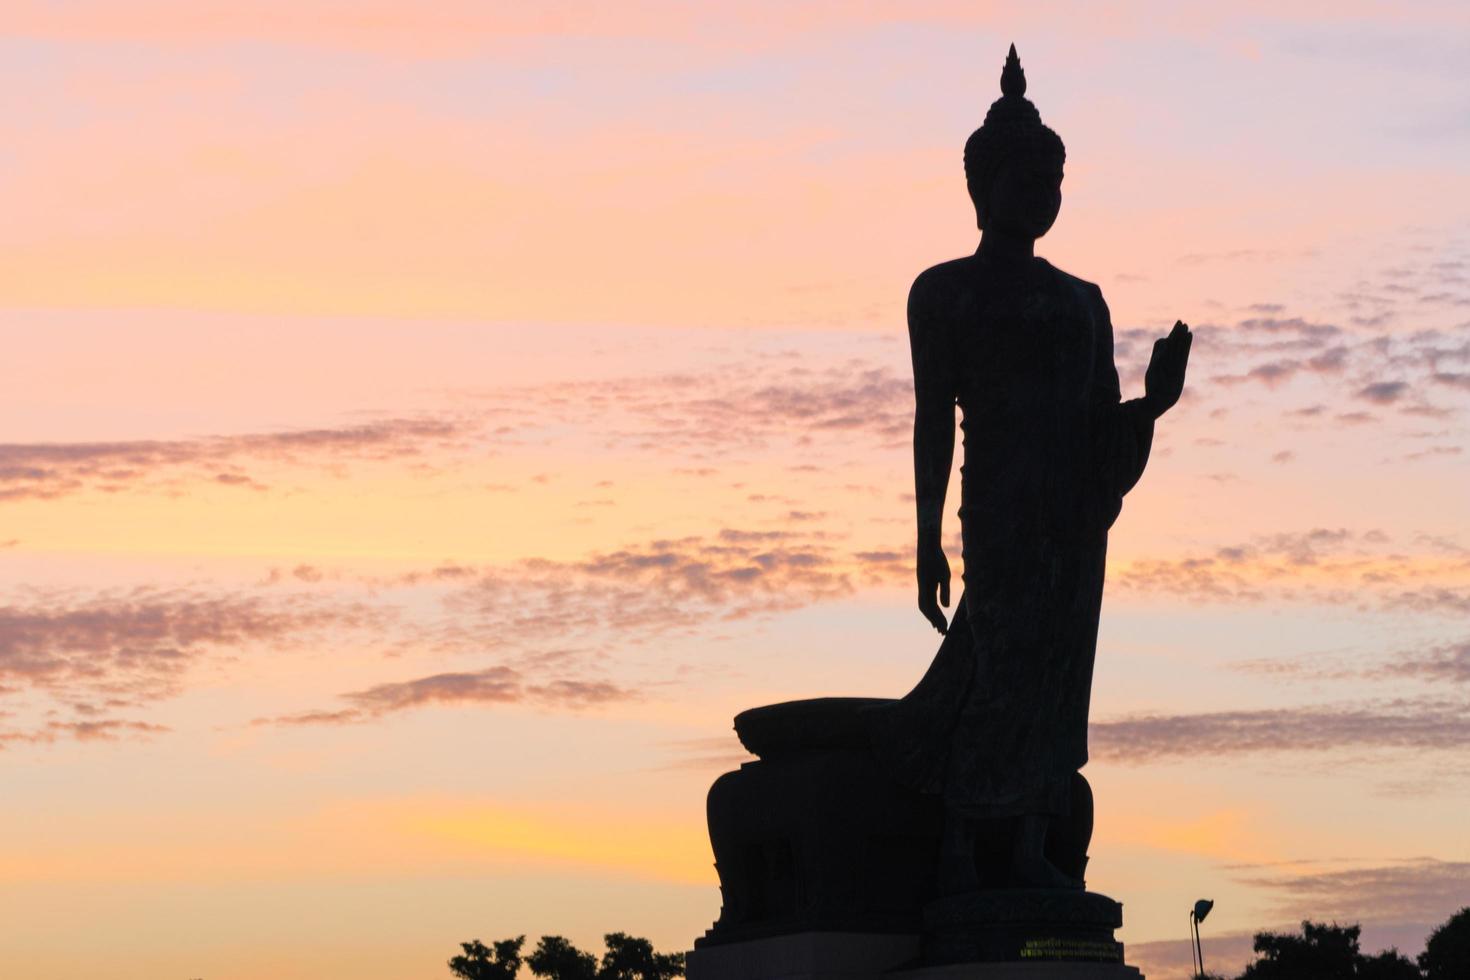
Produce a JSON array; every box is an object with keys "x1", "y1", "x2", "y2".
[
  {"x1": 683, "y1": 930, "x2": 1144, "y2": 979},
  {"x1": 685, "y1": 931, "x2": 920, "y2": 980},
  {"x1": 894, "y1": 963, "x2": 1142, "y2": 978},
  {"x1": 690, "y1": 699, "x2": 1143, "y2": 979},
  {"x1": 924, "y1": 890, "x2": 1127, "y2": 965}
]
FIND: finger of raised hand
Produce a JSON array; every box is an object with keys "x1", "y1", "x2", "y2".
[{"x1": 1177, "y1": 337, "x2": 1192, "y2": 371}]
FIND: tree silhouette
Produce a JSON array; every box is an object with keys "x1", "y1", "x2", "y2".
[
  {"x1": 527, "y1": 936, "x2": 598, "y2": 980},
  {"x1": 448, "y1": 937, "x2": 524, "y2": 980},
  {"x1": 455, "y1": 933, "x2": 684, "y2": 980},
  {"x1": 1358, "y1": 948, "x2": 1425, "y2": 980},
  {"x1": 1239, "y1": 921, "x2": 1361, "y2": 979},
  {"x1": 1236, "y1": 921, "x2": 1421, "y2": 980},
  {"x1": 598, "y1": 932, "x2": 685, "y2": 980},
  {"x1": 1419, "y1": 907, "x2": 1470, "y2": 980}
]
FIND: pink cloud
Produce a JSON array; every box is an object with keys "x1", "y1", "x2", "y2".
[
  {"x1": 1237, "y1": 858, "x2": 1470, "y2": 925},
  {"x1": 0, "y1": 718, "x2": 170, "y2": 747},
  {"x1": 0, "y1": 588, "x2": 381, "y2": 707},
  {"x1": 258, "y1": 666, "x2": 636, "y2": 727},
  {"x1": 0, "y1": 417, "x2": 465, "y2": 501},
  {"x1": 1092, "y1": 699, "x2": 1470, "y2": 763}
]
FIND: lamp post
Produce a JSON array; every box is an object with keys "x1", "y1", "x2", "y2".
[{"x1": 1190, "y1": 899, "x2": 1214, "y2": 978}]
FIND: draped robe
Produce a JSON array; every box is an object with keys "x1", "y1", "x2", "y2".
[{"x1": 870, "y1": 254, "x2": 1155, "y2": 818}]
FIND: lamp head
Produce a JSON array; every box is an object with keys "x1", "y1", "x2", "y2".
[{"x1": 1193, "y1": 899, "x2": 1214, "y2": 922}]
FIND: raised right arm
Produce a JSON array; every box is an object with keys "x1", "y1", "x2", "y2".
[{"x1": 908, "y1": 268, "x2": 958, "y2": 633}]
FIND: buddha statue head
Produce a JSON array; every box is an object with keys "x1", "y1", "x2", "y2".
[{"x1": 964, "y1": 45, "x2": 1066, "y2": 240}]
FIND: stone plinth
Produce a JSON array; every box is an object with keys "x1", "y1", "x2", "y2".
[
  {"x1": 924, "y1": 890, "x2": 1126, "y2": 966},
  {"x1": 698, "y1": 699, "x2": 945, "y2": 945},
  {"x1": 685, "y1": 930, "x2": 921, "y2": 980},
  {"x1": 690, "y1": 701, "x2": 1142, "y2": 980},
  {"x1": 698, "y1": 699, "x2": 1094, "y2": 947},
  {"x1": 683, "y1": 931, "x2": 1144, "y2": 980},
  {"x1": 893, "y1": 963, "x2": 1143, "y2": 978}
]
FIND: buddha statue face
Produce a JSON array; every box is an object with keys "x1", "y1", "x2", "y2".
[
  {"x1": 962, "y1": 45, "x2": 1066, "y2": 243},
  {"x1": 973, "y1": 155, "x2": 1063, "y2": 241}
]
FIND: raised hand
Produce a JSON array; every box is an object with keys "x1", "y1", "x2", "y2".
[
  {"x1": 1143, "y1": 319, "x2": 1193, "y2": 418},
  {"x1": 916, "y1": 535, "x2": 951, "y2": 634}
]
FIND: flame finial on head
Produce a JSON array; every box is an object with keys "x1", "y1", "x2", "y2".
[
  {"x1": 963, "y1": 42, "x2": 1065, "y2": 196},
  {"x1": 1000, "y1": 43, "x2": 1026, "y2": 99}
]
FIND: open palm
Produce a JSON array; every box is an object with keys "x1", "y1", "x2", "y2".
[{"x1": 1144, "y1": 320, "x2": 1192, "y2": 418}]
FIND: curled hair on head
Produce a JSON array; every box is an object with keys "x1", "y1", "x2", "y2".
[
  {"x1": 964, "y1": 127, "x2": 1065, "y2": 202},
  {"x1": 963, "y1": 44, "x2": 1066, "y2": 205}
]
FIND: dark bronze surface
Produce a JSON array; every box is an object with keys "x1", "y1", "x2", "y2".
[{"x1": 697, "y1": 44, "x2": 1190, "y2": 964}]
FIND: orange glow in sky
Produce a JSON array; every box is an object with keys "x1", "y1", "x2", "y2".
[{"x1": 2, "y1": 4, "x2": 1469, "y2": 979}]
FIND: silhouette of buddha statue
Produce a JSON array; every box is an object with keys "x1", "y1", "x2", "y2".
[{"x1": 872, "y1": 44, "x2": 1193, "y2": 892}]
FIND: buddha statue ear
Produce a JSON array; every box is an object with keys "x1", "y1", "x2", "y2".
[
  {"x1": 969, "y1": 180, "x2": 988, "y2": 231},
  {"x1": 968, "y1": 164, "x2": 1003, "y2": 232}
]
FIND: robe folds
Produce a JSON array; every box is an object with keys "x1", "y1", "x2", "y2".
[{"x1": 871, "y1": 256, "x2": 1154, "y2": 818}]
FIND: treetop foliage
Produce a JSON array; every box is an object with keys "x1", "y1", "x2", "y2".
[
  {"x1": 448, "y1": 937, "x2": 525, "y2": 980},
  {"x1": 453, "y1": 932, "x2": 685, "y2": 980},
  {"x1": 1417, "y1": 907, "x2": 1470, "y2": 980},
  {"x1": 1229, "y1": 917, "x2": 1453, "y2": 980},
  {"x1": 448, "y1": 909, "x2": 1470, "y2": 980}
]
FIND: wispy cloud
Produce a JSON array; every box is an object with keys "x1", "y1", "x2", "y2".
[
  {"x1": 0, "y1": 588, "x2": 380, "y2": 709},
  {"x1": 0, "y1": 417, "x2": 466, "y2": 501},
  {"x1": 1114, "y1": 528, "x2": 1470, "y2": 609},
  {"x1": 1357, "y1": 381, "x2": 1411, "y2": 404},
  {"x1": 1237, "y1": 858, "x2": 1470, "y2": 924},
  {"x1": 487, "y1": 357, "x2": 915, "y2": 458},
  {"x1": 257, "y1": 528, "x2": 868, "y2": 726},
  {"x1": 394, "y1": 528, "x2": 862, "y2": 658},
  {"x1": 1381, "y1": 639, "x2": 1470, "y2": 683},
  {"x1": 1177, "y1": 256, "x2": 1470, "y2": 425},
  {"x1": 2, "y1": 521, "x2": 880, "y2": 740},
  {"x1": 1229, "y1": 635, "x2": 1470, "y2": 696},
  {"x1": 259, "y1": 665, "x2": 636, "y2": 726},
  {"x1": 1091, "y1": 698, "x2": 1470, "y2": 763},
  {"x1": 0, "y1": 718, "x2": 171, "y2": 746}
]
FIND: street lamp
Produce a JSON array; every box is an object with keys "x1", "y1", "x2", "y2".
[{"x1": 1190, "y1": 899, "x2": 1214, "y2": 978}]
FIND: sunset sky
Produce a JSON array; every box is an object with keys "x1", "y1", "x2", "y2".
[{"x1": 2, "y1": 3, "x2": 1468, "y2": 978}]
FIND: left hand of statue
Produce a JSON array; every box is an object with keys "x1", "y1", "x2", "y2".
[
  {"x1": 1143, "y1": 320, "x2": 1192, "y2": 418},
  {"x1": 916, "y1": 536, "x2": 951, "y2": 635}
]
